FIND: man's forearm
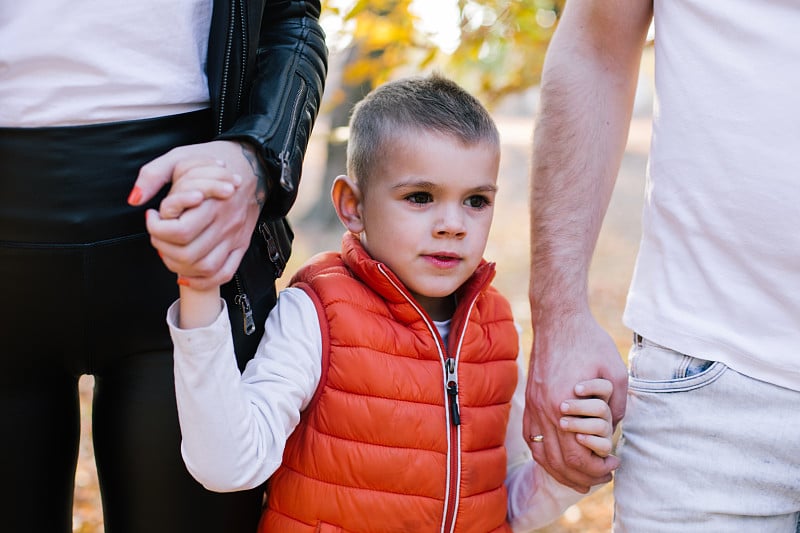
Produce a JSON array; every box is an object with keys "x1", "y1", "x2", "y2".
[{"x1": 529, "y1": 7, "x2": 648, "y2": 321}]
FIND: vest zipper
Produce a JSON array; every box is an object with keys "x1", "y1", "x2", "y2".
[
  {"x1": 442, "y1": 356, "x2": 460, "y2": 533},
  {"x1": 440, "y1": 297, "x2": 481, "y2": 533},
  {"x1": 445, "y1": 357, "x2": 460, "y2": 426},
  {"x1": 375, "y1": 264, "x2": 483, "y2": 533}
]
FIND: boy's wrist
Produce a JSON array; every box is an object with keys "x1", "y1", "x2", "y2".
[{"x1": 178, "y1": 285, "x2": 223, "y2": 329}]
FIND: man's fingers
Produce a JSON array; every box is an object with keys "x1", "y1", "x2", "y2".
[
  {"x1": 609, "y1": 385, "x2": 627, "y2": 428},
  {"x1": 529, "y1": 419, "x2": 592, "y2": 493},
  {"x1": 576, "y1": 435, "x2": 614, "y2": 458}
]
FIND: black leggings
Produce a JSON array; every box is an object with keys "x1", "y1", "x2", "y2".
[{"x1": 0, "y1": 111, "x2": 264, "y2": 533}]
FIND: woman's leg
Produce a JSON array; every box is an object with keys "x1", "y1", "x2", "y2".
[
  {"x1": 0, "y1": 244, "x2": 84, "y2": 533},
  {"x1": 90, "y1": 234, "x2": 265, "y2": 533},
  {"x1": 1, "y1": 111, "x2": 266, "y2": 532}
]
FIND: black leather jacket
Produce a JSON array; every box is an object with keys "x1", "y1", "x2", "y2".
[
  {"x1": 210, "y1": 0, "x2": 327, "y2": 217},
  {"x1": 208, "y1": 0, "x2": 328, "y2": 363}
]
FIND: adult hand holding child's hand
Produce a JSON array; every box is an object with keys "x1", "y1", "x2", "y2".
[{"x1": 129, "y1": 140, "x2": 266, "y2": 289}]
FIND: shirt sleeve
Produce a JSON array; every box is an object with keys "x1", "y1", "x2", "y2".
[
  {"x1": 504, "y1": 327, "x2": 587, "y2": 532},
  {"x1": 168, "y1": 287, "x2": 322, "y2": 492}
]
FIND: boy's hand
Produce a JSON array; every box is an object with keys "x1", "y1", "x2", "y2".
[
  {"x1": 557, "y1": 379, "x2": 616, "y2": 460},
  {"x1": 156, "y1": 158, "x2": 243, "y2": 220},
  {"x1": 146, "y1": 160, "x2": 242, "y2": 280},
  {"x1": 131, "y1": 140, "x2": 266, "y2": 290}
]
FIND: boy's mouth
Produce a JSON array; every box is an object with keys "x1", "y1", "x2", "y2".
[{"x1": 423, "y1": 253, "x2": 461, "y2": 267}]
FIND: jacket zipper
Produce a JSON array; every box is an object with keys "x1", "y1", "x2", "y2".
[
  {"x1": 259, "y1": 221, "x2": 285, "y2": 277},
  {"x1": 278, "y1": 78, "x2": 307, "y2": 193},
  {"x1": 233, "y1": 274, "x2": 256, "y2": 335},
  {"x1": 220, "y1": 0, "x2": 253, "y2": 335},
  {"x1": 235, "y1": 0, "x2": 247, "y2": 114},
  {"x1": 377, "y1": 264, "x2": 484, "y2": 533}
]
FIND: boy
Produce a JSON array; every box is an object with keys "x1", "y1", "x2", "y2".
[{"x1": 157, "y1": 74, "x2": 614, "y2": 532}]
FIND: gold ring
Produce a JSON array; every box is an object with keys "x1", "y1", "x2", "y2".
[{"x1": 530, "y1": 434, "x2": 544, "y2": 443}]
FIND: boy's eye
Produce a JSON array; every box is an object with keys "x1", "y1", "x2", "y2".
[
  {"x1": 465, "y1": 195, "x2": 491, "y2": 209},
  {"x1": 405, "y1": 192, "x2": 432, "y2": 204}
]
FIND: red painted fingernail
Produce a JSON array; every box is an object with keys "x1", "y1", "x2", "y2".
[
  {"x1": 128, "y1": 186, "x2": 143, "y2": 205},
  {"x1": 177, "y1": 276, "x2": 190, "y2": 287},
  {"x1": 157, "y1": 250, "x2": 163, "y2": 259}
]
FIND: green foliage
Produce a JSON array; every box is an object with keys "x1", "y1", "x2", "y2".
[{"x1": 322, "y1": 0, "x2": 565, "y2": 106}]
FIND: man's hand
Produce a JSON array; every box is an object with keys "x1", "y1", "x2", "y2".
[
  {"x1": 524, "y1": 311, "x2": 627, "y2": 493},
  {"x1": 128, "y1": 140, "x2": 268, "y2": 290}
]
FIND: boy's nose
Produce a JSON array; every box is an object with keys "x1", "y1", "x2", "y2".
[{"x1": 433, "y1": 206, "x2": 466, "y2": 238}]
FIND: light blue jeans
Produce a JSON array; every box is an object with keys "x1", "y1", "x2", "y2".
[{"x1": 613, "y1": 335, "x2": 800, "y2": 532}]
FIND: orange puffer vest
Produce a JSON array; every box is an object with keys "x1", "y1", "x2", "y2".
[{"x1": 259, "y1": 234, "x2": 519, "y2": 533}]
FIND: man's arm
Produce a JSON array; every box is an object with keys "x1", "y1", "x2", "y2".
[{"x1": 524, "y1": 0, "x2": 653, "y2": 492}]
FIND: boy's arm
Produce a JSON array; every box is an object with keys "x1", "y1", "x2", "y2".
[
  {"x1": 169, "y1": 287, "x2": 322, "y2": 491},
  {"x1": 506, "y1": 352, "x2": 616, "y2": 530},
  {"x1": 147, "y1": 167, "x2": 239, "y2": 328},
  {"x1": 525, "y1": 0, "x2": 653, "y2": 492},
  {"x1": 177, "y1": 286, "x2": 222, "y2": 330}
]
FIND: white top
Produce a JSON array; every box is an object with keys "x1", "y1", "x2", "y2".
[
  {"x1": 0, "y1": 0, "x2": 212, "y2": 127},
  {"x1": 624, "y1": 0, "x2": 800, "y2": 391},
  {"x1": 167, "y1": 287, "x2": 584, "y2": 532}
]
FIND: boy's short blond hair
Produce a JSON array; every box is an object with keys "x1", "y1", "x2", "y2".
[{"x1": 346, "y1": 74, "x2": 499, "y2": 188}]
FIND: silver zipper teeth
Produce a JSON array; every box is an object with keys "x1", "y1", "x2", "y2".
[
  {"x1": 236, "y1": 0, "x2": 247, "y2": 114},
  {"x1": 222, "y1": 1, "x2": 252, "y2": 335},
  {"x1": 278, "y1": 79, "x2": 307, "y2": 192},
  {"x1": 217, "y1": 1, "x2": 236, "y2": 135}
]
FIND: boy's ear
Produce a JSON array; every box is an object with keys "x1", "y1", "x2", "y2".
[{"x1": 331, "y1": 175, "x2": 364, "y2": 233}]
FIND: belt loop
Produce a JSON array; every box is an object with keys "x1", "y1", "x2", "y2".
[{"x1": 633, "y1": 332, "x2": 643, "y2": 347}]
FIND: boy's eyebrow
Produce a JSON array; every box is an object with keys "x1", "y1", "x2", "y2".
[{"x1": 391, "y1": 179, "x2": 498, "y2": 193}]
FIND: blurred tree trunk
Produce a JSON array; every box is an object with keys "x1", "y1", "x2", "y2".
[{"x1": 303, "y1": 44, "x2": 374, "y2": 229}]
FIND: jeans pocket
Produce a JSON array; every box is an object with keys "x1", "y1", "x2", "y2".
[{"x1": 628, "y1": 335, "x2": 725, "y2": 393}]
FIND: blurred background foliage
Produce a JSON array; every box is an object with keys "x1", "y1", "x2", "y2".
[
  {"x1": 321, "y1": 0, "x2": 565, "y2": 107},
  {"x1": 305, "y1": 0, "x2": 566, "y2": 226}
]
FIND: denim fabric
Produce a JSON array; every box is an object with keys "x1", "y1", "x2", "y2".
[{"x1": 614, "y1": 336, "x2": 800, "y2": 532}]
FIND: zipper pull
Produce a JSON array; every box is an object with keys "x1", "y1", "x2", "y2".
[
  {"x1": 259, "y1": 222, "x2": 284, "y2": 277},
  {"x1": 445, "y1": 357, "x2": 460, "y2": 426},
  {"x1": 278, "y1": 150, "x2": 294, "y2": 193},
  {"x1": 234, "y1": 292, "x2": 256, "y2": 335}
]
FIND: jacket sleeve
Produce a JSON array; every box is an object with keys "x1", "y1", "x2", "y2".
[{"x1": 218, "y1": 0, "x2": 328, "y2": 218}]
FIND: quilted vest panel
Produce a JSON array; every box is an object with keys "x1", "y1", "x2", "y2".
[{"x1": 259, "y1": 234, "x2": 518, "y2": 533}]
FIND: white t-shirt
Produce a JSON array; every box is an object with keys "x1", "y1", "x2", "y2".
[
  {"x1": 624, "y1": 0, "x2": 800, "y2": 391},
  {"x1": 167, "y1": 288, "x2": 585, "y2": 532},
  {"x1": 0, "y1": 0, "x2": 211, "y2": 127}
]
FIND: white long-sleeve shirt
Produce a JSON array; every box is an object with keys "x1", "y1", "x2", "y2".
[{"x1": 168, "y1": 287, "x2": 586, "y2": 531}]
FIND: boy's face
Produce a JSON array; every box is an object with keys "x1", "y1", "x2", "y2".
[{"x1": 351, "y1": 131, "x2": 499, "y2": 320}]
